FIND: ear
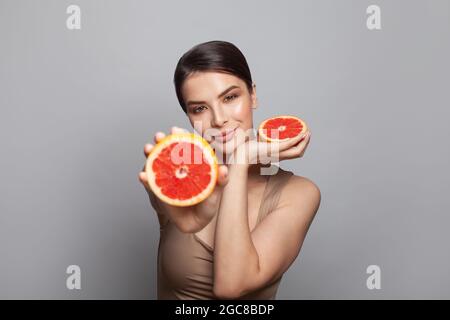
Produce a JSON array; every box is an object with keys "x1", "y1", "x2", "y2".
[{"x1": 251, "y1": 83, "x2": 258, "y2": 109}]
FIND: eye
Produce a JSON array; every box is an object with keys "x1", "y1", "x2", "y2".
[
  {"x1": 193, "y1": 105, "x2": 206, "y2": 114},
  {"x1": 224, "y1": 94, "x2": 238, "y2": 102}
]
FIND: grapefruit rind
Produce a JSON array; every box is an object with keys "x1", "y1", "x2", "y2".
[
  {"x1": 145, "y1": 133, "x2": 218, "y2": 207},
  {"x1": 258, "y1": 115, "x2": 308, "y2": 142}
]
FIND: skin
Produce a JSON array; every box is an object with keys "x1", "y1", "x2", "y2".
[{"x1": 138, "y1": 71, "x2": 321, "y2": 299}]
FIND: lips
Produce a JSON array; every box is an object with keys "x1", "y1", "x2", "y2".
[{"x1": 214, "y1": 128, "x2": 236, "y2": 143}]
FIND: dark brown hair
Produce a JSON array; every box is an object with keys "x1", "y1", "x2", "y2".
[{"x1": 173, "y1": 40, "x2": 253, "y2": 113}]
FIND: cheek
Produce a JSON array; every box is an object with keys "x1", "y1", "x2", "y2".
[
  {"x1": 188, "y1": 117, "x2": 209, "y2": 134},
  {"x1": 231, "y1": 99, "x2": 252, "y2": 119}
]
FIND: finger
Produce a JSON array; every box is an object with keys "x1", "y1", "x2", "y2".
[
  {"x1": 291, "y1": 131, "x2": 311, "y2": 148},
  {"x1": 305, "y1": 131, "x2": 311, "y2": 144},
  {"x1": 279, "y1": 132, "x2": 311, "y2": 159},
  {"x1": 144, "y1": 143, "x2": 154, "y2": 157},
  {"x1": 295, "y1": 131, "x2": 310, "y2": 143},
  {"x1": 155, "y1": 132, "x2": 166, "y2": 144},
  {"x1": 299, "y1": 132, "x2": 311, "y2": 156},
  {"x1": 278, "y1": 131, "x2": 308, "y2": 150},
  {"x1": 278, "y1": 149, "x2": 298, "y2": 160},
  {"x1": 294, "y1": 133, "x2": 311, "y2": 157},
  {"x1": 267, "y1": 132, "x2": 305, "y2": 155},
  {"x1": 138, "y1": 171, "x2": 151, "y2": 192},
  {"x1": 301, "y1": 130, "x2": 310, "y2": 142},
  {"x1": 279, "y1": 142, "x2": 305, "y2": 159},
  {"x1": 138, "y1": 171, "x2": 147, "y2": 183},
  {"x1": 171, "y1": 126, "x2": 190, "y2": 134},
  {"x1": 295, "y1": 132, "x2": 310, "y2": 151},
  {"x1": 216, "y1": 165, "x2": 229, "y2": 187}
]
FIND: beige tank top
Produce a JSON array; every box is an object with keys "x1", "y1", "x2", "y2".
[{"x1": 152, "y1": 166, "x2": 294, "y2": 300}]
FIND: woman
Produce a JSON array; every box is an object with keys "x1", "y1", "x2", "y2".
[{"x1": 138, "y1": 40, "x2": 321, "y2": 300}]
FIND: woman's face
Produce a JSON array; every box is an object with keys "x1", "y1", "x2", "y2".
[{"x1": 181, "y1": 71, "x2": 258, "y2": 158}]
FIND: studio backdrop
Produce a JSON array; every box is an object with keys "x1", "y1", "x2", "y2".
[{"x1": 1, "y1": 0, "x2": 449, "y2": 299}]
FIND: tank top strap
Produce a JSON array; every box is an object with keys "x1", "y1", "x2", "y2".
[{"x1": 255, "y1": 166, "x2": 294, "y2": 225}]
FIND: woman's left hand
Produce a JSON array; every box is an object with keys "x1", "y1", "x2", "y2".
[{"x1": 230, "y1": 130, "x2": 311, "y2": 167}]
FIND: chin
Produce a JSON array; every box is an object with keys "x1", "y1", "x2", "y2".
[{"x1": 211, "y1": 139, "x2": 244, "y2": 160}]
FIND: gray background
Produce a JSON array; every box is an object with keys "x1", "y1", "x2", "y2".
[{"x1": 1, "y1": 0, "x2": 449, "y2": 299}]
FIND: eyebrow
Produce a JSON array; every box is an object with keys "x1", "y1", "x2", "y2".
[{"x1": 186, "y1": 85, "x2": 240, "y2": 107}]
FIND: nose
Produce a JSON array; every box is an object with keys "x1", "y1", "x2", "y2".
[{"x1": 211, "y1": 106, "x2": 227, "y2": 128}]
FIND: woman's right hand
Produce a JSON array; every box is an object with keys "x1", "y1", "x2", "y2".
[{"x1": 138, "y1": 126, "x2": 229, "y2": 233}]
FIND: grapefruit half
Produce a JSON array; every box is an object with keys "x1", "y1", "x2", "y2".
[
  {"x1": 258, "y1": 115, "x2": 308, "y2": 142},
  {"x1": 145, "y1": 133, "x2": 218, "y2": 207}
]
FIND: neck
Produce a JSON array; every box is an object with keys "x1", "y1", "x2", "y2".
[{"x1": 248, "y1": 163, "x2": 273, "y2": 177}]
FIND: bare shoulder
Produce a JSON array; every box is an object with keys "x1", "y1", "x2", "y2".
[
  {"x1": 280, "y1": 174, "x2": 321, "y2": 218},
  {"x1": 286, "y1": 175, "x2": 321, "y2": 196}
]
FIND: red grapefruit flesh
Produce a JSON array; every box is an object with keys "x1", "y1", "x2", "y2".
[
  {"x1": 145, "y1": 133, "x2": 218, "y2": 207},
  {"x1": 258, "y1": 115, "x2": 308, "y2": 142}
]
